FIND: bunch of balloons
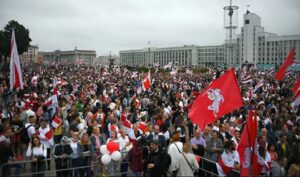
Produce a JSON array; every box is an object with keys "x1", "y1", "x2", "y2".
[{"x1": 100, "y1": 141, "x2": 122, "y2": 165}]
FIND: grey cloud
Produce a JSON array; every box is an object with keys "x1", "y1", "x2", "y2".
[{"x1": 0, "y1": 0, "x2": 299, "y2": 55}]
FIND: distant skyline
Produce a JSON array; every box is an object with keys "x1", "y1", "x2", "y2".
[{"x1": 1, "y1": 0, "x2": 299, "y2": 56}]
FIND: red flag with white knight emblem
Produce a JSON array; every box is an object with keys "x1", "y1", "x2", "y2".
[{"x1": 188, "y1": 68, "x2": 243, "y2": 130}]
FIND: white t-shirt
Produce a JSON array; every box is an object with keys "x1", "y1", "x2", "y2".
[
  {"x1": 26, "y1": 144, "x2": 47, "y2": 158},
  {"x1": 25, "y1": 123, "x2": 36, "y2": 139},
  {"x1": 70, "y1": 140, "x2": 79, "y2": 158},
  {"x1": 117, "y1": 135, "x2": 130, "y2": 151}
]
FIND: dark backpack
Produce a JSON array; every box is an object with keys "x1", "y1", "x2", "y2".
[
  {"x1": 160, "y1": 151, "x2": 171, "y2": 172},
  {"x1": 20, "y1": 125, "x2": 33, "y2": 144}
]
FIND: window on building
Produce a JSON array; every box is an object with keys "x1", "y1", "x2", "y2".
[{"x1": 245, "y1": 19, "x2": 250, "y2": 24}]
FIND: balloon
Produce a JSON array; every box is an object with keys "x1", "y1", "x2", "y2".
[
  {"x1": 100, "y1": 145, "x2": 110, "y2": 155},
  {"x1": 111, "y1": 151, "x2": 122, "y2": 161},
  {"x1": 107, "y1": 141, "x2": 120, "y2": 153},
  {"x1": 101, "y1": 154, "x2": 111, "y2": 165}
]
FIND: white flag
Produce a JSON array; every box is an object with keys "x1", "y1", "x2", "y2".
[{"x1": 10, "y1": 30, "x2": 24, "y2": 90}]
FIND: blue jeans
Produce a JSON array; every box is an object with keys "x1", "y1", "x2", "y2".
[
  {"x1": 1, "y1": 162, "x2": 21, "y2": 177},
  {"x1": 131, "y1": 171, "x2": 141, "y2": 177},
  {"x1": 120, "y1": 160, "x2": 128, "y2": 177},
  {"x1": 71, "y1": 158, "x2": 82, "y2": 177}
]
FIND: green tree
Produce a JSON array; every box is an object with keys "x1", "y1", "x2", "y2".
[{"x1": 0, "y1": 20, "x2": 31, "y2": 72}]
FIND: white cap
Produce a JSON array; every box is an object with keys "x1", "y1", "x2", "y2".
[
  {"x1": 176, "y1": 127, "x2": 181, "y2": 132},
  {"x1": 212, "y1": 126, "x2": 219, "y2": 132}
]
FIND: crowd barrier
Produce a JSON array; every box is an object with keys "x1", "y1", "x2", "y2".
[
  {"x1": 0, "y1": 154, "x2": 103, "y2": 177},
  {"x1": 1, "y1": 152, "x2": 240, "y2": 177}
]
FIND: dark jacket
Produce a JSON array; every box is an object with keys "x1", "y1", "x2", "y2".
[
  {"x1": 53, "y1": 144, "x2": 73, "y2": 165},
  {"x1": 276, "y1": 142, "x2": 291, "y2": 158},
  {"x1": 146, "y1": 149, "x2": 169, "y2": 177},
  {"x1": 90, "y1": 134, "x2": 105, "y2": 151},
  {"x1": 147, "y1": 134, "x2": 167, "y2": 150}
]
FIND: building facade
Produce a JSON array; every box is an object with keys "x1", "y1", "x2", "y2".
[
  {"x1": 19, "y1": 45, "x2": 39, "y2": 63},
  {"x1": 94, "y1": 54, "x2": 120, "y2": 66},
  {"x1": 120, "y1": 45, "x2": 199, "y2": 68},
  {"x1": 232, "y1": 11, "x2": 300, "y2": 68},
  {"x1": 40, "y1": 47, "x2": 96, "y2": 65},
  {"x1": 120, "y1": 11, "x2": 300, "y2": 68}
]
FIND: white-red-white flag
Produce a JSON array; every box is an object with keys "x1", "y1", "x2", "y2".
[
  {"x1": 9, "y1": 30, "x2": 24, "y2": 90},
  {"x1": 51, "y1": 117, "x2": 62, "y2": 128},
  {"x1": 142, "y1": 70, "x2": 151, "y2": 90}
]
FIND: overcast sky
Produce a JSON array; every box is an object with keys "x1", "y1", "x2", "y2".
[{"x1": 1, "y1": 0, "x2": 299, "y2": 56}]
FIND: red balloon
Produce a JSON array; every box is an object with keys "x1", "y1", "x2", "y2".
[{"x1": 106, "y1": 141, "x2": 119, "y2": 153}]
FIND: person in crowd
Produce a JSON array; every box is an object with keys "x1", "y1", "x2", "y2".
[
  {"x1": 0, "y1": 126, "x2": 21, "y2": 177},
  {"x1": 217, "y1": 140, "x2": 240, "y2": 177},
  {"x1": 147, "y1": 125, "x2": 167, "y2": 150},
  {"x1": 256, "y1": 145, "x2": 272, "y2": 177},
  {"x1": 118, "y1": 129, "x2": 132, "y2": 177},
  {"x1": 10, "y1": 112, "x2": 23, "y2": 160},
  {"x1": 90, "y1": 126, "x2": 105, "y2": 154},
  {"x1": 167, "y1": 133, "x2": 183, "y2": 177},
  {"x1": 129, "y1": 123, "x2": 143, "y2": 143},
  {"x1": 38, "y1": 119, "x2": 53, "y2": 170},
  {"x1": 106, "y1": 130, "x2": 119, "y2": 175},
  {"x1": 267, "y1": 143, "x2": 278, "y2": 161},
  {"x1": 202, "y1": 126, "x2": 211, "y2": 141},
  {"x1": 276, "y1": 133, "x2": 291, "y2": 159},
  {"x1": 204, "y1": 128, "x2": 223, "y2": 176},
  {"x1": 128, "y1": 140, "x2": 144, "y2": 177},
  {"x1": 69, "y1": 131, "x2": 83, "y2": 177},
  {"x1": 271, "y1": 156, "x2": 287, "y2": 177},
  {"x1": 231, "y1": 127, "x2": 241, "y2": 149},
  {"x1": 218, "y1": 123, "x2": 233, "y2": 142},
  {"x1": 26, "y1": 136, "x2": 47, "y2": 177},
  {"x1": 287, "y1": 141, "x2": 300, "y2": 177},
  {"x1": 80, "y1": 133, "x2": 94, "y2": 177},
  {"x1": 177, "y1": 143, "x2": 199, "y2": 177},
  {"x1": 191, "y1": 129, "x2": 206, "y2": 156},
  {"x1": 146, "y1": 139, "x2": 170, "y2": 177},
  {"x1": 53, "y1": 136, "x2": 73, "y2": 177},
  {"x1": 53, "y1": 111, "x2": 64, "y2": 144},
  {"x1": 25, "y1": 115, "x2": 36, "y2": 142}
]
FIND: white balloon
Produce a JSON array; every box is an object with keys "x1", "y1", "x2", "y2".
[
  {"x1": 101, "y1": 154, "x2": 111, "y2": 165},
  {"x1": 100, "y1": 145, "x2": 109, "y2": 155},
  {"x1": 111, "y1": 151, "x2": 122, "y2": 161}
]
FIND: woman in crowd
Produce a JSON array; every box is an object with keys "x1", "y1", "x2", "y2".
[
  {"x1": 167, "y1": 133, "x2": 183, "y2": 177},
  {"x1": 69, "y1": 131, "x2": 83, "y2": 177},
  {"x1": 106, "y1": 130, "x2": 119, "y2": 175},
  {"x1": 53, "y1": 111, "x2": 64, "y2": 144},
  {"x1": 38, "y1": 119, "x2": 53, "y2": 171},
  {"x1": 177, "y1": 143, "x2": 199, "y2": 177},
  {"x1": 80, "y1": 133, "x2": 94, "y2": 177},
  {"x1": 53, "y1": 136, "x2": 73, "y2": 177},
  {"x1": 26, "y1": 136, "x2": 47, "y2": 177}
]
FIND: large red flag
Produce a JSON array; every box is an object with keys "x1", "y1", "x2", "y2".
[
  {"x1": 142, "y1": 70, "x2": 151, "y2": 90},
  {"x1": 188, "y1": 68, "x2": 243, "y2": 130},
  {"x1": 292, "y1": 77, "x2": 300, "y2": 97},
  {"x1": 237, "y1": 111, "x2": 258, "y2": 177},
  {"x1": 274, "y1": 48, "x2": 295, "y2": 80},
  {"x1": 9, "y1": 30, "x2": 24, "y2": 90}
]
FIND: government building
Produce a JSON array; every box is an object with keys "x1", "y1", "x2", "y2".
[
  {"x1": 40, "y1": 47, "x2": 96, "y2": 65},
  {"x1": 120, "y1": 11, "x2": 300, "y2": 68}
]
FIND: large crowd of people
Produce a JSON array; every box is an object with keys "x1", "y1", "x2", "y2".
[{"x1": 0, "y1": 63, "x2": 300, "y2": 177}]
